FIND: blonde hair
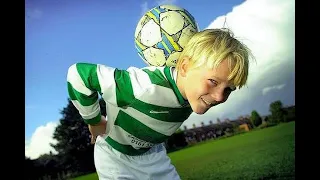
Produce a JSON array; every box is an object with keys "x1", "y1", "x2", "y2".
[{"x1": 176, "y1": 28, "x2": 255, "y2": 89}]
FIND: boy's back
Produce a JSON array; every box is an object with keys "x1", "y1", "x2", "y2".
[{"x1": 67, "y1": 63, "x2": 193, "y2": 155}]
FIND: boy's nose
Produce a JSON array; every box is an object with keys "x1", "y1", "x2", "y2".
[{"x1": 211, "y1": 91, "x2": 224, "y2": 102}]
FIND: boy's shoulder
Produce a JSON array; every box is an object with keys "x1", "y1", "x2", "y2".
[
  {"x1": 126, "y1": 66, "x2": 186, "y2": 108},
  {"x1": 126, "y1": 65, "x2": 174, "y2": 82}
]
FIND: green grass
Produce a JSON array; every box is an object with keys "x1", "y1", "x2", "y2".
[
  {"x1": 71, "y1": 173, "x2": 99, "y2": 180},
  {"x1": 73, "y1": 122, "x2": 295, "y2": 180}
]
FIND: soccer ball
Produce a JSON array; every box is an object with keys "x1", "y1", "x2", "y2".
[{"x1": 134, "y1": 4, "x2": 199, "y2": 67}]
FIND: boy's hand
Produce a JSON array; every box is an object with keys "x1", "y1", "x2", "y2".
[{"x1": 88, "y1": 115, "x2": 107, "y2": 144}]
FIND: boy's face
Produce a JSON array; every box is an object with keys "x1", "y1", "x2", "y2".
[{"x1": 180, "y1": 59, "x2": 236, "y2": 114}]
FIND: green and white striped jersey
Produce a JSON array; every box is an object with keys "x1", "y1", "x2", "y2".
[{"x1": 67, "y1": 63, "x2": 192, "y2": 156}]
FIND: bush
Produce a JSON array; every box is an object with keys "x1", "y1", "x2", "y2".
[
  {"x1": 258, "y1": 121, "x2": 278, "y2": 129},
  {"x1": 250, "y1": 110, "x2": 262, "y2": 127}
]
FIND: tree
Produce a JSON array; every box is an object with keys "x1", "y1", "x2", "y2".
[
  {"x1": 269, "y1": 100, "x2": 285, "y2": 123},
  {"x1": 183, "y1": 125, "x2": 187, "y2": 130},
  {"x1": 166, "y1": 131, "x2": 188, "y2": 153},
  {"x1": 250, "y1": 110, "x2": 262, "y2": 127},
  {"x1": 25, "y1": 156, "x2": 38, "y2": 180},
  {"x1": 284, "y1": 105, "x2": 295, "y2": 122},
  {"x1": 217, "y1": 118, "x2": 221, "y2": 124}
]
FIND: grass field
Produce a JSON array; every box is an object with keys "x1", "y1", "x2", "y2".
[{"x1": 73, "y1": 121, "x2": 295, "y2": 180}]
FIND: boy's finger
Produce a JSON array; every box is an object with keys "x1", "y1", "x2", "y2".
[{"x1": 91, "y1": 136, "x2": 96, "y2": 144}]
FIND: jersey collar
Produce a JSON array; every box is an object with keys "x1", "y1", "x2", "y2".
[{"x1": 164, "y1": 66, "x2": 189, "y2": 106}]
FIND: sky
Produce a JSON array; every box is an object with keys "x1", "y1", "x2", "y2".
[{"x1": 25, "y1": 0, "x2": 295, "y2": 159}]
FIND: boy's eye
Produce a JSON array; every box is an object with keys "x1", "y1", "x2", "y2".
[{"x1": 209, "y1": 79, "x2": 218, "y2": 86}]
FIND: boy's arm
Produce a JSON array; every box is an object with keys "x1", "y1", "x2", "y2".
[
  {"x1": 67, "y1": 63, "x2": 104, "y2": 125},
  {"x1": 67, "y1": 63, "x2": 140, "y2": 125}
]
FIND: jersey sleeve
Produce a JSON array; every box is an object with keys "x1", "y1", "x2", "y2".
[{"x1": 66, "y1": 63, "x2": 138, "y2": 125}]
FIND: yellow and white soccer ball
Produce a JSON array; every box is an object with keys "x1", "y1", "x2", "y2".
[{"x1": 134, "y1": 4, "x2": 199, "y2": 67}]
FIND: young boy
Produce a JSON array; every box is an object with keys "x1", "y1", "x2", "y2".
[{"x1": 67, "y1": 28, "x2": 253, "y2": 180}]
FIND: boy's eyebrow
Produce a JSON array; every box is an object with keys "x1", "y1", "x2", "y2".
[
  {"x1": 211, "y1": 76, "x2": 226, "y2": 83},
  {"x1": 211, "y1": 76, "x2": 236, "y2": 89}
]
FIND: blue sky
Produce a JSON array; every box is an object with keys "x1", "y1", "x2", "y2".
[
  {"x1": 26, "y1": 0, "x2": 295, "y2": 159},
  {"x1": 25, "y1": 0, "x2": 244, "y2": 140}
]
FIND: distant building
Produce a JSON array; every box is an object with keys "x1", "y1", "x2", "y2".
[
  {"x1": 182, "y1": 104, "x2": 295, "y2": 145},
  {"x1": 183, "y1": 118, "x2": 252, "y2": 144}
]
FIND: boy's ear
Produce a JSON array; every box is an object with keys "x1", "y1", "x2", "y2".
[{"x1": 179, "y1": 57, "x2": 190, "y2": 77}]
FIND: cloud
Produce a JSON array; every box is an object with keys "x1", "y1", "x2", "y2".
[
  {"x1": 25, "y1": 121, "x2": 59, "y2": 159},
  {"x1": 182, "y1": 0, "x2": 295, "y2": 129},
  {"x1": 262, "y1": 84, "x2": 286, "y2": 95}
]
